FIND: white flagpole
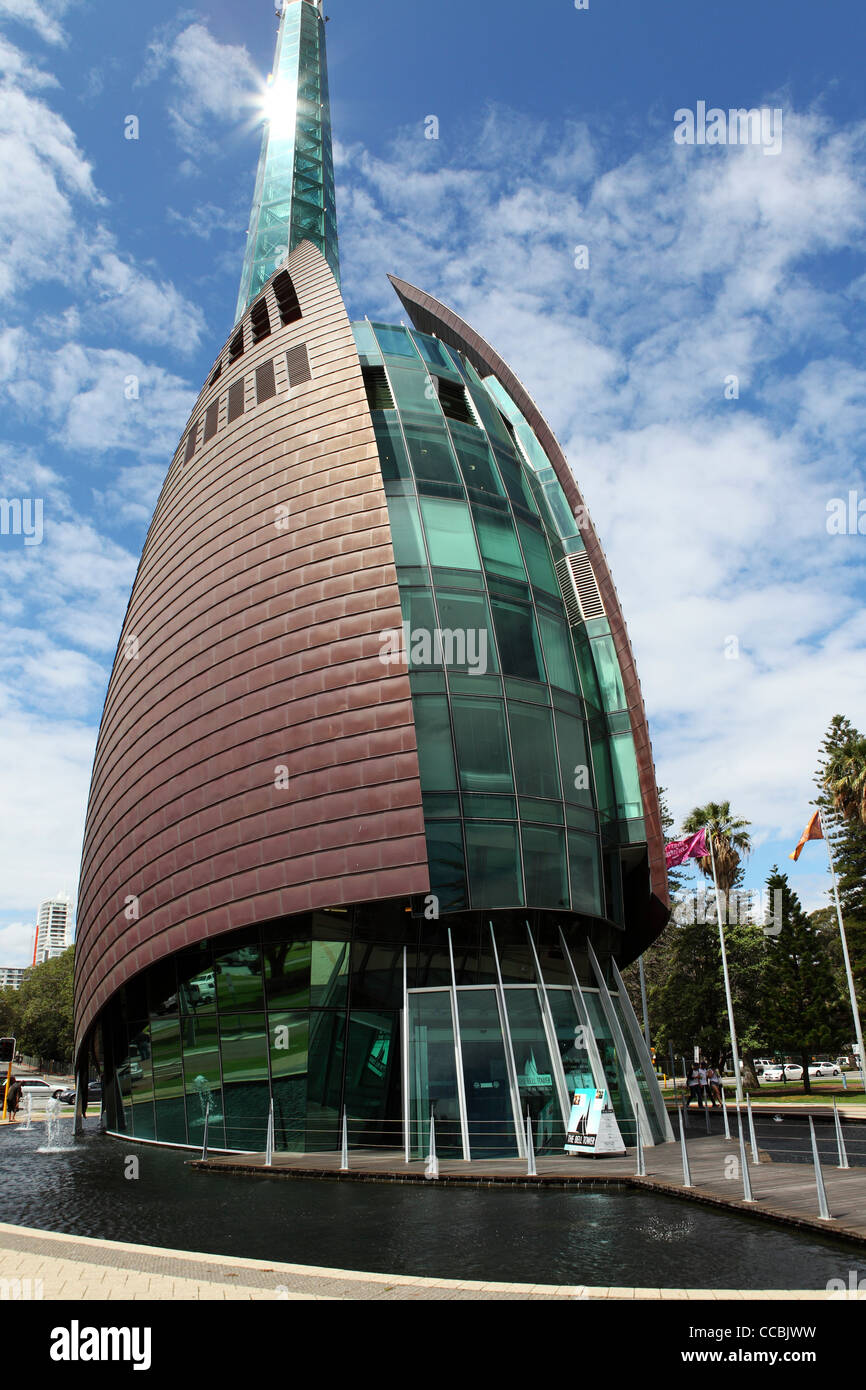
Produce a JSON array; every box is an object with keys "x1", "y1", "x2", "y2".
[
  {"x1": 823, "y1": 819, "x2": 866, "y2": 1095},
  {"x1": 706, "y1": 826, "x2": 744, "y2": 1105}
]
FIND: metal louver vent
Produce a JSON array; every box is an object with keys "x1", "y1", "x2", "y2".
[
  {"x1": 286, "y1": 343, "x2": 312, "y2": 388},
  {"x1": 183, "y1": 424, "x2": 198, "y2": 464},
  {"x1": 227, "y1": 379, "x2": 245, "y2": 423},
  {"x1": 203, "y1": 400, "x2": 219, "y2": 443},
  {"x1": 362, "y1": 365, "x2": 394, "y2": 411},
  {"x1": 555, "y1": 553, "x2": 605, "y2": 623},
  {"x1": 255, "y1": 359, "x2": 276, "y2": 404}
]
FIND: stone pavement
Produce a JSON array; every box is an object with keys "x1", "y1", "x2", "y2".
[{"x1": 0, "y1": 1222, "x2": 851, "y2": 1301}]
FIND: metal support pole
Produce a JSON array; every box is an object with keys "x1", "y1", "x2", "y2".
[
  {"x1": 707, "y1": 828, "x2": 744, "y2": 1105},
  {"x1": 833, "y1": 1098, "x2": 849, "y2": 1170},
  {"x1": 736, "y1": 1105, "x2": 755, "y2": 1203},
  {"x1": 677, "y1": 1108, "x2": 692, "y2": 1187},
  {"x1": 808, "y1": 1116, "x2": 832, "y2": 1220},
  {"x1": 340, "y1": 1108, "x2": 348, "y2": 1171},
  {"x1": 425, "y1": 1110, "x2": 439, "y2": 1180},
  {"x1": 705, "y1": 1099, "x2": 711, "y2": 1134},
  {"x1": 265, "y1": 1099, "x2": 274, "y2": 1167},
  {"x1": 747, "y1": 1093, "x2": 759, "y2": 1164},
  {"x1": 720, "y1": 1085, "x2": 730, "y2": 1140},
  {"x1": 825, "y1": 831, "x2": 866, "y2": 1097},
  {"x1": 638, "y1": 954, "x2": 651, "y2": 1049},
  {"x1": 526, "y1": 1108, "x2": 537, "y2": 1177},
  {"x1": 201, "y1": 1099, "x2": 211, "y2": 1161},
  {"x1": 635, "y1": 1111, "x2": 646, "y2": 1177}
]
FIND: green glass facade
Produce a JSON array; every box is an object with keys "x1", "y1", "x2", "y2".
[
  {"x1": 354, "y1": 319, "x2": 647, "y2": 923},
  {"x1": 236, "y1": 0, "x2": 339, "y2": 320}
]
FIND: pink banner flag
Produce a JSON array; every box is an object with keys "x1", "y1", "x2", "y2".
[{"x1": 665, "y1": 827, "x2": 708, "y2": 868}]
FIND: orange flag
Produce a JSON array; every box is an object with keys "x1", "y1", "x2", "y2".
[{"x1": 789, "y1": 810, "x2": 824, "y2": 862}]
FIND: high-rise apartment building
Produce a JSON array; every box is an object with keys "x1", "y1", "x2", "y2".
[
  {"x1": 73, "y1": 1, "x2": 671, "y2": 1157},
  {"x1": 34, "y1": 893, "x2": 73, "y2": 965}
]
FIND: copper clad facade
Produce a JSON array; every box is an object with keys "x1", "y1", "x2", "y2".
[{"x1": 74, "y1": 245, "x2": 429, "y2": 1051}]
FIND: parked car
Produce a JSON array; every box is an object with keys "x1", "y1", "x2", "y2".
[
  {"x1": 761, "y1": 1063, "x2": 804, "y2": 1081},
  {"x1": 808, "y1": 1062, "x2": 841, "y2": 1077},
  {"x1": 13, "y1": 1078, "x2": 56, "y2": 1109}
]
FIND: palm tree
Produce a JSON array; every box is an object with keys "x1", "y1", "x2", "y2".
[
  {"x1": 682, "y1": 800, "x2": 752, "y2": 897},
  {"x1": 682, "y1": 801, "x2": 755, "y2": 1090},
  {"x1": 822, "y1": 734, "x2": 866, "y2": 826}
]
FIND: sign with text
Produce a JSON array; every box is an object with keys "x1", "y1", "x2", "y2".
[{"x1": 564, "y1": 1087, "x2": 626, "y2": 1156}]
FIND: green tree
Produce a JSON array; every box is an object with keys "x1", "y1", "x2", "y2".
[
  {"x1": 14, "y1": 948, "x2": 75, "y2": 1064},
  {"x1": 815, "y1": 715, "x2": 866, "y2": 1006},
  {"x1": 761, "y1": 869, "x2": 848, "y2": 1093}
]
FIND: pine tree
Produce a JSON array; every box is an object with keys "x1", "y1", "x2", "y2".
[
  {"x1": 815, "y1": 715, "x2": 866, "y2": 1009},
  {"x1": 761, "y1": 869, "x2": 848, "y2": 1092}
]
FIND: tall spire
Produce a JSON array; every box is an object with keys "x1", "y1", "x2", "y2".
[{"x1": 236, "y1": 0, "x2": 339, "y2": 321}]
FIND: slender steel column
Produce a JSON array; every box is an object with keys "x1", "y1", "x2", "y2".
[
  {"x1": 489, "y1": 923, "x2": 526, "y2": 1158},
  {"x1": 401, "y1": 946, "x2": 410, "y2": 1163},
  {"x1": 587, "y1": 939, "x2": 656, "y2": 1148},
  {"x1": 525, "y1": 923, "x2": 572, "y2": 1128},
  {"x1": 556, "y1": 926, "x2": 608, "y2": 1095},
  {"x1": 610, "y1": 957, "x2": 674, "y2": 1142},
  {"x1": 447, "y1": 927, "x2": 471, "y2": 1161}
]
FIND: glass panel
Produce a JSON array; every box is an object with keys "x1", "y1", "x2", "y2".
[
  {"x1": 610, "y1": 734, "x2": 643, "y2": 819},
  {"x1": 124, "y1": 1022, "x2": 154, "y2": 1139},
  {"x1": 473, "y1": 505, "x2": 527, "y2": 582},
  {"x1": 410, "y1": 330, "x2": 454, "y2": 372},
  {"x1": 451, "y1": 696, "x2": 513, "y2": 794},
  {"x1": 503, "y1": 989, "x2": 564, "y2": 1154},
  {"x1": 568, "y1": 831, "x2": 603, "y2": 916},
  {"x1": 373, "y1": 413, "x2": 411, "y2": 481},
  {"x1": 554, "y1": 710, "x2": 594, "y2": 808},
  {"x1": 263, "y1": 939, "x2": 311, "y2": 1010},
  {"x1": 508, "y1": 701, "x2": 561, "y2": 799},
  {"x1": 402, "y1": 588, "x2": 440, "y2": 668},
  {"x1": 372, "y1": 323, "x2": 419, "y2": 358},
  {"x1": 546, "y1": 989, "x2": 597, "y2": 1095},
  {"x1": 591, "y1": 731, "x2": 616, "y2": 820},
  {"x1": 344, "y1": 1011, "x2": 402, "y2": 1148},
  {"x1": 387, "y1": 494, "x2": 428, "y2": 568},
  {"x1": 591, "y1": 636, "x2": 627, "y2": 713},
  {"x1": 310, "y1": 940, "x2": 349, "y2": 1008},
  {"x1": 465, "y1": 821, "x2": 523, "y2": 908},
  {"x1": 581, "y1": 990, "x2": 636, "y2": 1144},
  {"x1": 490, "y1": 598, "x2": 544, "y2": 682},
  {"x1": 408, "y1": 990, "x2": 463, "y2": 1159},
  {"x1": 388, "y1": 364, "x2": 442, "y2": 415},
  {"x1": 269, "y1": 1011, "x2": 309, "y2": 1151},
  {"x1": 412, "y1": 696, "x2": 457, "y2": 791},
  {"x1": 449, "y1": 421, "x2": 504, "y2": 499},
  {"x1": 492, "y1": 447, "x2": 539, "y2": 515},
  {"x1": 434, "y1": 591, "x2": 497, "y2": 674},
  {"x1": 214, "y1": 943, "x2": 264, "y2": 1012},
  {"x1": 220, "y1": 1013, "x2": 269, "y2": 1151},
  {"x1": 304, "y1": 1010, "x2": 345, "y2": 1152},
  {"x1": 538, "y1": 614, "x2": 580, "y2": 694},
  {"x1": 424, "y1": 821, "x2": 467, "y2": 910},
  {"x1": 517, "y1": 519, "x2": 560, "y2": 594},
  {"x1": 177, "y1": 950, "x2": 216, "y2": 1015},
  {"x1": 463, "y1": 793, "x2": 517, "y2": 819},
  {"x1": 349, "y1": 945, "x2": 403, "y2": 1009},
  {"x1": 522, "y1": 824, "x2": 569, "y2": 909},
  {"x1": 150, "y1": 1016, "x2": 187, "y2": 1145},
  {"x1": 404, "y1": 422, "x2": 460, "y2": 484},
  {"x1": 419, "y1": 497, "x2": 481, "y2": 570},
  {"x1": 456, "y1": 990, "x2": 518, "y2": 1157},
  {"x1": 180, "y1": 1011, "x2": 224, "y2": 1148}
]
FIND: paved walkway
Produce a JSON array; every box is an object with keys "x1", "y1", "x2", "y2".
[
  {"x1": 0, "y1": 1223, "x2": 848, "y2": 1301},
  {"x1": 195, "y1": 1131, "x2": 866, "y2": 1245}
]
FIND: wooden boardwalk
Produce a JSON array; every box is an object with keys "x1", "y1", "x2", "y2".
[{"x1": 193, "y1": 1132, "x2": 866, "y2": 1245}]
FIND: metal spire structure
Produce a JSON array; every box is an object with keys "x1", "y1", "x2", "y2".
[{"x1": 236, "y1": 0, "x2": 339, "y2": 321}]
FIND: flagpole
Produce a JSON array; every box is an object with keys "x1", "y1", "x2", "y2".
[
  {"x1": 823, "y1": 821, "x2": 866, "y2": 1095},
  {"x1": 707, "y1": 825, "x2": 744, "y2": 1105}
]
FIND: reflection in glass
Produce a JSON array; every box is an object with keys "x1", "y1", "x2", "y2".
[
  {"x1": 503, "y1": 989, "x2": 564, "y2": 1154},
  {"x1": 408, "y1": 991, "x2": 463, "y2": 1159},
  {"x1": 456, "y1": 990, "x2": 517, "y2": 1157}
]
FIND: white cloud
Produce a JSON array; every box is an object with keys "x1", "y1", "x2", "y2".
[
  {"x1": 0, "y1": 0, "x2": 78, "y2": 47},
  {"x1": 88, "y1": 252, "x2": 206, "y2": 353},
  {"x1": 0, "y1": 921, "x2": 37, "y2": 968},
  {"x1": 140, "y1": 21, "x2": 260, "y2": 158}
]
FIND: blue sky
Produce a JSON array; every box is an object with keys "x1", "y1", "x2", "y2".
[{"x1": 1, "y1": 0, "x2": 864, "y2": 962}]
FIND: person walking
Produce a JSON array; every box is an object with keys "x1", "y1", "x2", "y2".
[
  {"x1": 5, "y1": 1077, "x2": 22, "y2": 1122},
  {"x1": 706, "y1": 1066, "x2": 723, "y2": 1107},
  {"x1": 698, "y1": 1060, "x2": 709, "y2": 1107}
]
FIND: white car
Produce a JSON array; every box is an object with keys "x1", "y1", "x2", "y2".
[
  {"x1": 761, "y1": 1064, "x2": 804, "y2": 1081},
  {"x1": 808, "y1": 1062, "x2": 841, "y2": 1078},
  {"x1": 11, "y1": 1078, "x2": 57, "y2": 1110}
]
